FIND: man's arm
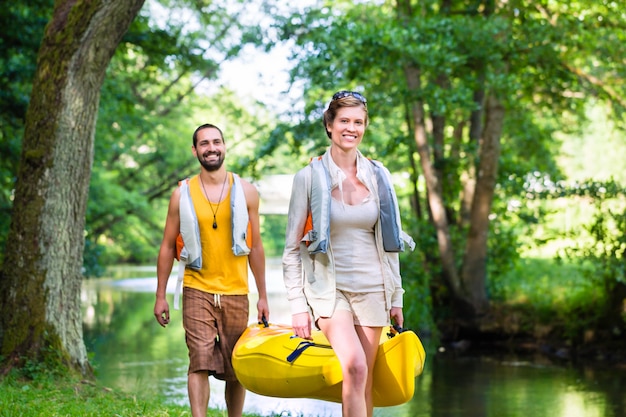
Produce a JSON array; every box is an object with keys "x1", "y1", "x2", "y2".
[
  {"x1": 154, "y1": 187, "x2": 181, "y2": 327},
  {"x1": 242, "y1": 179, "x2": 269, "y2": 323}
]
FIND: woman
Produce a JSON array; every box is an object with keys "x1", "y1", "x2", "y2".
[{"x1": 282, "y1": 90, "x2": 409, "y2": 417}]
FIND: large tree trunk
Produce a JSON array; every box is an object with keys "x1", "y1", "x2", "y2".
[
  {"x1": 460, "y1": 72, "x2": 486, "y2": 227},
  {"x1": 403, "y1": 64, "x2": 463, "y2": 299},
  {"x1": 461, "y1": 94, "x2": 504, "y2": 314},
  {"x1": 0, "y1": 0, "x2": 145, "y2": 375}
]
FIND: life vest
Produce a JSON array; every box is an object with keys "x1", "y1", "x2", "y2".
[
  {"x1": 173, "y1": 173, "x2": 251, "y2": 309},
  {"x1": 302, "y1": 157, "x2": 332, "y2": 254},
  {"x1": 304, "y1": 156, "x2": 415, "y2": 254}
]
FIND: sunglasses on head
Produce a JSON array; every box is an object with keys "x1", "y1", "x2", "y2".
[{"x1": 331, "y1": 90, "x2": 367, "y2": 105}]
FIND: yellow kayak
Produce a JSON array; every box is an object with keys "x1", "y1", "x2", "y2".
[{"x1": 232, "y1": 322, "x2": 426, "y2": 406}]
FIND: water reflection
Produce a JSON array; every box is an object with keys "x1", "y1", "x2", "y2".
[{"x1": 82, "y1": 264, "x2": 625, "y2": 417}]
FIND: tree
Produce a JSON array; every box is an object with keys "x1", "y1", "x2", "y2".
[
  {"x1": 275, "y1": 0, "x2": 626, "y2": 334},
  {"x1": 397, "y1": 0, "x2": 505, "y2": 316},
  {"x1": 0, "y1": 0, "x2": 294, "y2": 275},
  {"x1": 0, "y1": 0, "x2": 145, "y2": 375}
]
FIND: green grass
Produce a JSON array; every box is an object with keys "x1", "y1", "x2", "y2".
[
  {"x1": 495, "y1": 257, "x2": 592, "y2": 308},
  {"x1": 489, "y1": 255, "x2": 613, "y2": 339},
  {"x1": 0, "y1": 371, "x2": 269, "y2": 417}
]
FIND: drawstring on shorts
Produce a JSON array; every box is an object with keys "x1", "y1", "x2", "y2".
[
  {"x1": 213, "y1": 293, "x2": 222, "y2": 343},
  {"x1": 213, "y1": 293, "x2": 222, "y2": 309}
]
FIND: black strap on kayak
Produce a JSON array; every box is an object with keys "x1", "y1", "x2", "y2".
[
  {"x1": 286, "y1": 325, "x2": 412, "y2": 363},
  {"x1": 286, "y1": 340, "x2": 332, "y2": 363}
]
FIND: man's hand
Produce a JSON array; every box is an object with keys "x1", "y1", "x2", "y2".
[
  {"x1": 256, "y1": 297, "x2": 269, "y2": 324},
  {"x1": 154, "y1": 298, "x2": 170, "y2": 327}
]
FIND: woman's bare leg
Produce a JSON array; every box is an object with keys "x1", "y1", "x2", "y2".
[
  {"x1": 318, "y1": 311, "x2": 368, "y2": 417},
  {"x1": 356, "y1": 325, "x2": 383, "y2": 417}
]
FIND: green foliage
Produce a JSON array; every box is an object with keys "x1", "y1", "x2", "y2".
[
  {"x1": 83, "y1": 238, "x2": 107, "y2": 278},
  {"x1": 0, "y1": 1, "x2": 52, "y2": 126},
  {"x1": 0, "y1": 372, "x2": 194, "y2": 417},
  {"x1": 0, "y1": 0, "x2": 291, "y2": 274},
  {"x1": 493, "y1": 256, "x2": 611, "y2": 342},
  {"x1": 395, "y1": 214, "x2": 439, "y2": 335},
  {"x1": 557, "y1": 188, "x2": 626, "y2": 319},
  {"x1": 259, "y1": 214, "x2": 288, "y2": 257},
  {"x1": 493, "y1": 173, "x2": 626, "y2": 341},
  {"x1": 559, "y1": 104, "x2": 626, "y2": 184},
  {"x1": 400, "y1": 249, "x2": 437, "y2": 335},
  {"x1": 83, "y1": 1, "x2": 284, "y2": 269},
  {"x1": 19, "y1": 345, "x2": 71, "y2": 381},
  {"x1": 0, "y1": 0, "x2": 54, "y2": 265},
  {"x1": 493, "y1": 257, "x2": 588, "y2": 310},
  {"x1": 485, "y1": 219, "x2": 522, "y2": 300},
  {"x1": 583, "y1": 208, "x2": 626, "y2": 286}
]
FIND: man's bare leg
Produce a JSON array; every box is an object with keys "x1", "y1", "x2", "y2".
[
  {"x1": 225, "y1": 379, "x2": 246, "y2": 417},
  {"x1": 188, "y1": 371, "x2": 210, "y2": 417}
]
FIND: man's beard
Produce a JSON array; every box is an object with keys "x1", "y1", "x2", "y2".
[{"x1": 198, "y1": 152, "x2": 225, "y2": 172}]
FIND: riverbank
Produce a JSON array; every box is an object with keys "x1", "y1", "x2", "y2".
[
  {"x1": 436, "y1": 302, "x2": 626, "y2": 367},
  {"x1": 0, "y1": 371, "x2": 266, "y2": 417}
]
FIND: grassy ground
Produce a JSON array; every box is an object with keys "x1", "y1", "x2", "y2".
[{"x1": 0, "y1": 371, "x2": 268, "y2": 417}]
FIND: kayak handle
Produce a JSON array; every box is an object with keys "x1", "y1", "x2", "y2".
[
  {"x1": 387, "y1": 324, "x2": 411, "y2": 338},
  {"x1": 286, "y1": 340, "x2": 332, "y2": 363},
  {"x1": 393, "y1": 324, "x2": 408, "y2": 333}
]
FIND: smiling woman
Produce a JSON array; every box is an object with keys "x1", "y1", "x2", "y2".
[{"x1": 281, "y1": 89, "x2": 418, "y2": 417}]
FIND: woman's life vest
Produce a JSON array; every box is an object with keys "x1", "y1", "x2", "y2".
[
  {"x1": 173, "y1": 173, "x2": 251, "y2": 309},
  {"x1": 304, "y1": 157, "x2": 415, "y2": 254}
]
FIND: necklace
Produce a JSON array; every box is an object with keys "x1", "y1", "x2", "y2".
[{"x1": 199, "y1": 173, "x2": 228, "y2": 229}]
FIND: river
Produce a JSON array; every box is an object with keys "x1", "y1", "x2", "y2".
[{"x1": 81, "y1": 261, "x2": 625, "y2": 417}]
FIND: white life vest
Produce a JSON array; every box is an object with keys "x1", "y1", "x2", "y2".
[
  {"x1": 305, "y1": 157, "x2": 415, "y2": 254},
  {"x1": 174, "y1": 173, "x2": 250, "y2": 309}
]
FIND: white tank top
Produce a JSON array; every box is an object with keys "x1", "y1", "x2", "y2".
[{"x1": 330, "y1": 195, "x2": 384, "y2": 292}]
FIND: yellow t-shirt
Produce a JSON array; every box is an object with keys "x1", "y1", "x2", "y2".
[{"x1": 183, "y1": 174, "x2": 249, "y2": 294}]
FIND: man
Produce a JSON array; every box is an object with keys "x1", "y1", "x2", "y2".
[{"x1": 154, "y1": 123, "x2": 269, "y2": 417}]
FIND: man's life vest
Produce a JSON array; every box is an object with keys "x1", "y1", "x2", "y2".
[
  {"x1": 303, "y1": 157, "x2": 415, "y2": 254},
  {"x1": 173, "y1": 173, "x2": 251, "y2": 309}
]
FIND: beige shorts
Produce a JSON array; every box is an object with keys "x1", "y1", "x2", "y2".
[{"x1": 313, "y1": 289, "x2": 389, "y2": 327}]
